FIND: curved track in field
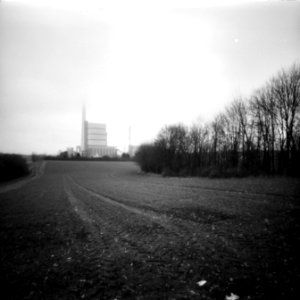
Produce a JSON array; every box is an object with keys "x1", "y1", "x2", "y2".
[{"x1": 63, "y1": 174, "x2": 223, "y2": 299}]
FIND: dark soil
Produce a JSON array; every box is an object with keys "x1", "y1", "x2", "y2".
[{"x1": 0, "y1": 161, "x2": 299, "y2": 299}]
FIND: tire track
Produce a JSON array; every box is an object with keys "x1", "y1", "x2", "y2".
[
  {"x1": 66, "y1": 174, "x2": 180, "y2": 250},
  {"x1": 64, "y1": 176, "x2": 183, "y2": 299},
  {"x1": 64, "y1": 173, "x2": 255, "y2": 299},
  {"x1": 66, "y1": 174, "x2": 227, "y2": 253},
  {"x1": 67, "y1": 175, "x2": 186, "y2": 236},
  {"x1": 63, "y1": 175, "x2": 224, "y2": 299},
  {"x1": 64, "y1": 176, "x2": 132, "y2": 298}
]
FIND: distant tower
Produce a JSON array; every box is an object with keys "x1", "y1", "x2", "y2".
[{"x1": 81, "y1": 105, "x2": 86, "y2": 152}]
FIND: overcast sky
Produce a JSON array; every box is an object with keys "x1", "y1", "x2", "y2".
[{"x1": 0, "y1": 0, "x2": 300, "y2": 155}]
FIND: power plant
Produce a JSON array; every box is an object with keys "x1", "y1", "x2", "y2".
[{"x1": 80, "y1": 106, "x2": 117, "y2": 158}]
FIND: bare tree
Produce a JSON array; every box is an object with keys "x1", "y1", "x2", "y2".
[
  {"x1": 189, "y1": 123, "x2": 209, "y2": 173},
  {"x1": 155, "y1": 124, "x2": 189, "y2": 173},
  {"x1": 271, "y1": 63, "x2": 300, "y2": 173},
  {"x1": 250, "y1": 86, "x2": 278, "y2": 173}
]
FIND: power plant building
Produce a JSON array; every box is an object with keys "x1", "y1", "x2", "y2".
[{"x1": 81, "y1": 106, "x2": 117, "y2": 158}]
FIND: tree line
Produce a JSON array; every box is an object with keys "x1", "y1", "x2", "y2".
[{"x1": 135, "y1": 63, "x2": 300, "y2": 177}]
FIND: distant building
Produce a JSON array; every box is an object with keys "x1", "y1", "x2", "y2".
[{"x1": 81, "y1": 106, "x2": 117, "y2": 158}]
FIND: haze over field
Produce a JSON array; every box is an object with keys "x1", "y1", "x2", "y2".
[{"x1": 0, "y1": 0, "x2": 300, "y2": 154}]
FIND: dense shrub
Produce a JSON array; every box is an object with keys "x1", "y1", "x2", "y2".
[
  {"x1": 135, "y1": 144, "x2": 163, "y2": 173},
  {"x1": 0, "y1": 154, "x2": 30, "y2": 182}
]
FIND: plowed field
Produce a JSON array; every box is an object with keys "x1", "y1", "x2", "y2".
[{"x1": 0, "y1": 161, "x2": 299, "y2": 299}]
